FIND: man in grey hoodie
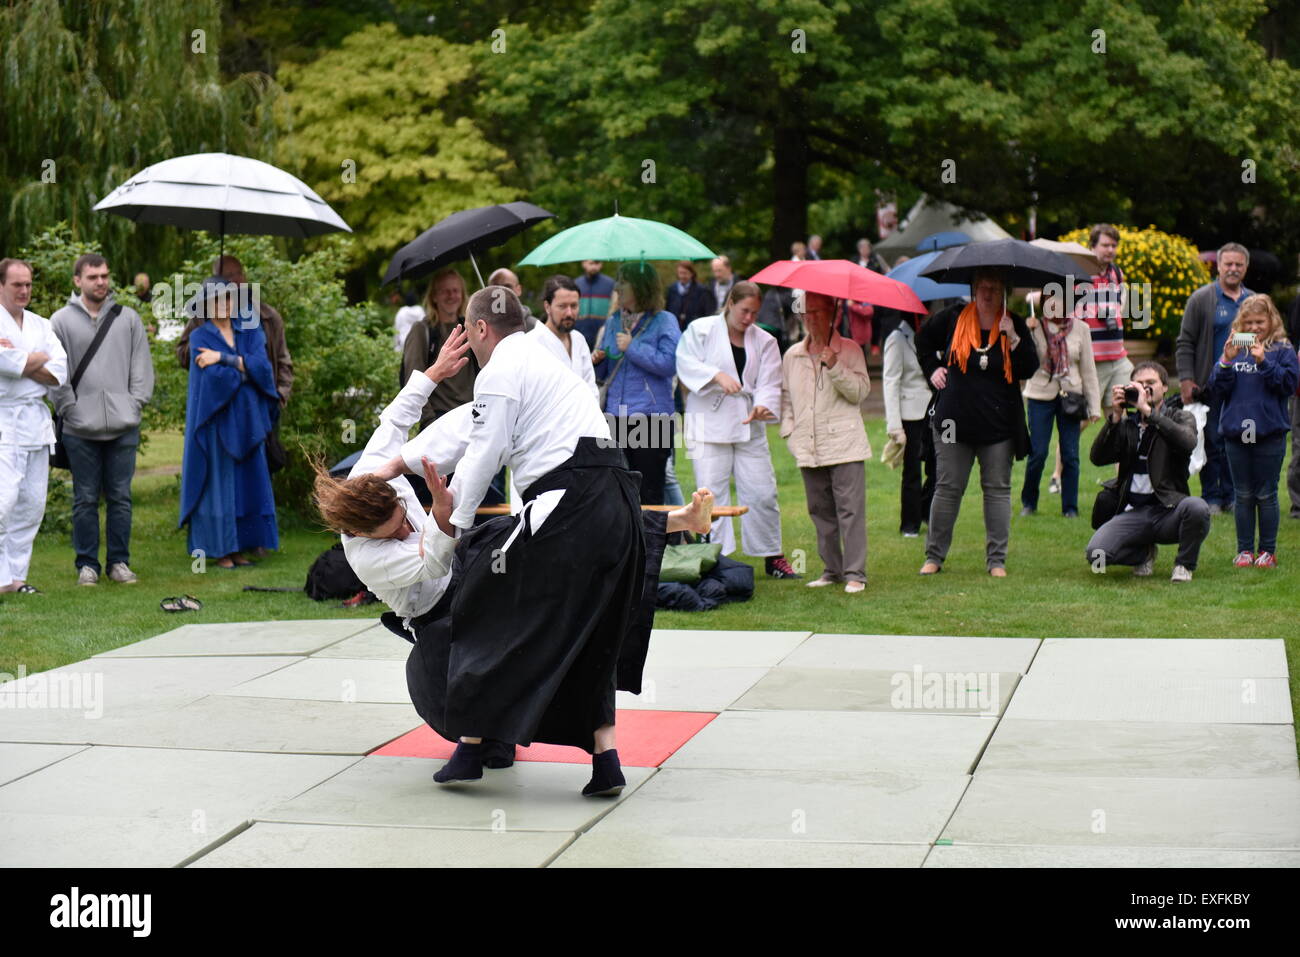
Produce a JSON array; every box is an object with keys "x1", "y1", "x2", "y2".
[{"x1": 50, "y1": 254, "x2": 155, "y2": 585}]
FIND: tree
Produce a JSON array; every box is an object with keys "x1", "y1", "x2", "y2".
[
  {"x1": 278, "y1": 22, "x2": 518, "y2": 285},
  {"x1": 478, "y1": 0, "x2": 890, "y2": 267},
  {"x1": 476, "y1": 0, "x2": 1300, "y2": 271},
  {"x1": 0, "y1": 0, "x2": 279, "y2": 277}
]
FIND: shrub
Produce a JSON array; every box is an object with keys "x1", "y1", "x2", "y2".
[
  {"x1": 1055, "y1": 226, "x2": 1210, "y2": 343},
  {"x1": 20, "y1": 223, "x2": 400, "y2": 524},
  {"x1": 13, "y1": 223, "x2": 105, "y2": 319}
]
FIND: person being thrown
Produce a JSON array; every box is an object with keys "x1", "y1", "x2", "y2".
[{"x1": 314, "y1": 305, "x2": 713, "y2": 796}]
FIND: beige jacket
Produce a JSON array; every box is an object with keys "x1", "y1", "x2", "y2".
[
  {"x1": 780, "y1": 332, "x2": 872, "y2": 468},
  {"x1": 1022, "y1": 316, "x2": 1101, "y2": 415}
]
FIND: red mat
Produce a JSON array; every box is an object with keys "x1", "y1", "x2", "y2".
[{"x1": 374, "y1": 710, "x2": 716, "y2": 767}]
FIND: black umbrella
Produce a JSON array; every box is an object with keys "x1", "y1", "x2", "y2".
[
  {"x1": 919, "y1": 239, "x2": 1093, "y2": 288},
  {"x1": 382, "y1": 201, "x2": 555, "y2": 287}
]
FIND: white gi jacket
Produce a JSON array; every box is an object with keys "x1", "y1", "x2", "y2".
[
  {"x1": 447, "y1": 331, "x2": 610, "y2": 532},
  {"x1": 676, "y1": 314, "x2": 782, "y2": 445},
  {"x1": 342, "y1": 373, "x2": 469, "y2": 626},
  {"x1": 527, "y1": 321, "x2": 598, "y2": 402},
  {"x1": 0, "y1": 307, "x2": 68, "y2": 449}
]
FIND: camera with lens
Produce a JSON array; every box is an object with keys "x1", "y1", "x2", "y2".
[{"x1": 1123, "y1": 385, "x2": 1140, "y2": 406}]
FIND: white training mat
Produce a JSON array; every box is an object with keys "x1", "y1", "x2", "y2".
[
  {"x1": 188, "y1": 822, "x2": 573, "y2": 868},
  {"x1": 97, "y1": 619, "x2": 376, "y2": 658}
]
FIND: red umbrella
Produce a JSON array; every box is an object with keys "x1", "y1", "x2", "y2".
[{"x1": 749, "y1": 259, "x2": 926, "y2": 314}]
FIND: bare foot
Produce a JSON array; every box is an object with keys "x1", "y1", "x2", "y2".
[
  {"x1": 989, "y1": 566, "x2": 1007, "y2": 578},
  {"x1": 919, "y1": 562, "x2": 941, "y2": 575},
  {"x1": 672, "y1": 487, "x2": 714, "y2": 535}
]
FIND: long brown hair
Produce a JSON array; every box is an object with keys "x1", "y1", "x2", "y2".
[
  {"x1": 422, "y1": 268, "x2": 467, "y2": 323},
  {"x1": 615, "y1": 261, "x2": 665, "y2": 314},
  {"x1": 311, "y1": 458, "x2": 399, "y2": 535}
]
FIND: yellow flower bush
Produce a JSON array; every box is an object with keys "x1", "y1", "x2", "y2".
[{"x1": 1056, "y1": 226, "x2": 1211, "y2": 342}]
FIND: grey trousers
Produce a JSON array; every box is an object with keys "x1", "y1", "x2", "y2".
[
  {"x1": 1289, "y1": 396, "x2": 1300, "y2": 517},
  {"x1": 800, "y1": 461, "x2": 867, "y2": 582},
  {"x1": 925, "y1": 434, "x2": 1014, "y2": 570},
  {"x1": 1085, "y1": 498, "x2": 1211, "y2": 571}
]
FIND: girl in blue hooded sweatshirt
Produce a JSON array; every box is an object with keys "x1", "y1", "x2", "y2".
[{"x1": 1206, "y1": 293, "x2": 1299, "y2": 568}]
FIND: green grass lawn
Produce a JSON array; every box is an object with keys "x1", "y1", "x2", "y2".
[{"x1": 4, "y1": 419, "x2": 1297, "y2": 748}]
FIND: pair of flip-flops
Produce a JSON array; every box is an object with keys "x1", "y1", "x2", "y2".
[{"x1": 160, "y1": 595, "x2": 203, "y2": 613}]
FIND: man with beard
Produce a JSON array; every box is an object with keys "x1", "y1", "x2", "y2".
[
  {"x1": 314, "y1": 319, "x2": 712, "y2": 795},
  {"x1": 50, "y1": 254, "x2": 155, "y2": 585},
  {"x1": 527, "y1": 275, "x2": 597, "y2": 401}
]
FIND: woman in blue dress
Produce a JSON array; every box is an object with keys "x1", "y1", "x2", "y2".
[{"x1": 179, "y1": 277, "x2": 279, "y2": 568}]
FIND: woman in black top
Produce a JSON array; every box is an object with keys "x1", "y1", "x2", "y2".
[{"x1": 915, "y1": 269, "x2": 1039, "y2": 576}]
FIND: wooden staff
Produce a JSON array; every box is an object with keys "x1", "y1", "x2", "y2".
[{"x1": 472, "y1": 504, "x2": 748, "y2": 516}]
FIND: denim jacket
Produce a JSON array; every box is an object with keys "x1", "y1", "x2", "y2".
[{"x1": 598, "y1": 309, "x2": 680, "y2": 416}]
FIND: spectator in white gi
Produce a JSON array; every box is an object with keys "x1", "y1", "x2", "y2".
[
  {"x1": 0, "y1": 258, "x2": 68, "y2": 595},
  {"x1": 677, "y1": 280, "x2": 799, "y2": 578}
]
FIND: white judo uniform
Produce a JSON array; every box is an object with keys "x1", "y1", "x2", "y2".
[
  {"x1": 0, "y1": 306, "x2": 67, "y2": 586},
  {"x1": 676, "y1": 313, "x2": 783, "y2": 557},
  {"x1": 342, "y1": 373, "x2": 470, "y2": 630},
  {"x1": 527, "y1": 321, "x2": 598, "y2": 403}
]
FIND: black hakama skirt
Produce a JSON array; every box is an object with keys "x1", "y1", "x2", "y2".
[{"x1": 404, "y1": 437, "x2": 664, "y2": 752}]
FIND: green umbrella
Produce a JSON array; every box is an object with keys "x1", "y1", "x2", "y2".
[{"x1": 518, "y1": 213, "x2": 715, "y2": 266}]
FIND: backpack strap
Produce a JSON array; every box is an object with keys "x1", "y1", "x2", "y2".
[{"x1": 68, "y1": 304, "x2": 123, "y2": 399}]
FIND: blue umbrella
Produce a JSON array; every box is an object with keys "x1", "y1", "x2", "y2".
[
  {"x1": 915, "y1": 230, "x2": 972, "y2": 252},
  {"x1": 886, "y1": 251, "x2": 970, "y2": 302}
]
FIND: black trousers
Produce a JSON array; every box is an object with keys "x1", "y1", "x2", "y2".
[
  {"x1": 900, "y1": 417, "x2": 936, "y2": 533},
  {"x1": 617, "y1": 414, "x2": 674, "y2": 505}
]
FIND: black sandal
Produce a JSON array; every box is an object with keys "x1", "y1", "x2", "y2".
[{"x1": 160, "y1": 595, "x2": 203, "y2": 613}]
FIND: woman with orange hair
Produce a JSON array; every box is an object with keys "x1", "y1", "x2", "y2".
[{"x1": 915, "y1": 269, "x2": 1039, "y2": 576}]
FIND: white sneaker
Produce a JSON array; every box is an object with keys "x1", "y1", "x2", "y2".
[
  {"x1": 806, "y1": 576, "x2": 838, "y2": 588},
  {"x1": 77, "y1": 566, "x2": 98, "y2": 586},
  {"x1": 1133, "y1": 545, "x2": 1157, "y2": 577},
  {"x1": 107, "y1": 563, "x2": 139, "y2": 584},
  {"x1": 1170, "y1": 564, "x2": 1193, "y2": 583}
]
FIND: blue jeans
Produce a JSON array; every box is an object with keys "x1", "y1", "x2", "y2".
[
  {"x1": 1223, "y1": 433, "x2": 1287, "y2": 553},
  {"x1": 1200, "y1": 395, "x2": 1236, "y2": 507},
  {"x1": 62, "y1": 428, "x2": 139, "y2": 572},
  {"x1": 1022, "y1": 397, "x2": 1081, "y2": 513}
]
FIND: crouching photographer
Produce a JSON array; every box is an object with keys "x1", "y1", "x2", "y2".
[{"x1": 1084, "y1": 361, "x2": 1210, "y2": 582}]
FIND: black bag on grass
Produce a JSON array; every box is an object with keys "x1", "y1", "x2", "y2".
[{"x1": 305, "y1": 543, "x2": 367, "y2": 600}]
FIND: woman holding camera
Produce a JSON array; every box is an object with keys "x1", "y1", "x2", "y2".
[
  {"x1": 1205, "y1": 294, "x2": 1299, "y2": 568},
  {"x1": 1020, "y1": 290, "x2": 1101, "y2": 517}
]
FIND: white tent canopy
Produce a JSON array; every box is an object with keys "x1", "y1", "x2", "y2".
[{"x1": 876, "y1": 196, "x2": 1011, "y2": 263}]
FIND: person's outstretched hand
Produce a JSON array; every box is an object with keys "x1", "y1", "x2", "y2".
[
  {"x1": 425, "y1": 326, "x2": 469, "y2": 383},
  {"x1": 421, "y1": 455, "x2": 456, "y2": 543}
]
